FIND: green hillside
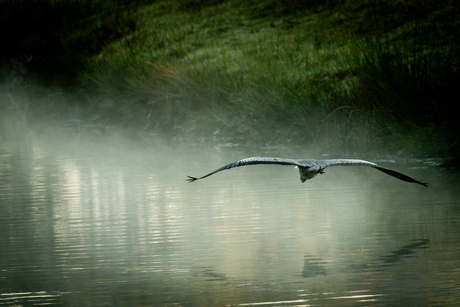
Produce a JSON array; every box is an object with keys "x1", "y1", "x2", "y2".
[{"x1": 1, "y1": 0, "x2": 459, "y2": 159}]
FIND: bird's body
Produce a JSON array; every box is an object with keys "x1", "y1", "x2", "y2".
[{"x1": 186, "y1": 157, "x2": 427, "y2": 187}]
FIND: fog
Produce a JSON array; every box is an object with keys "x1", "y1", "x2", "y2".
[{"x1": 1, "y1": 81, "x2": 460, "y2": 306}]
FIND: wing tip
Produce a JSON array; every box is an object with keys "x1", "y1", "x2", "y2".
[
  {"x1": 186, "y1": 175, "x2": 199, "y2": 183},
  {"x1": 373, "y1": 165, "x2": 428, "y2": 187}
]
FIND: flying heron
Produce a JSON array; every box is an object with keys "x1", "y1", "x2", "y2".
[{"x1": 186, "y1": 157, "x2": 427, "y2": 187}]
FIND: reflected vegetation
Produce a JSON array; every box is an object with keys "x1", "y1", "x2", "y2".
[{"x1": 0, "y1": 136, "x2": 459, "y2": 306}]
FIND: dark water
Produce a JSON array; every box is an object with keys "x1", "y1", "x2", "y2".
[{"x1": 0, "y1": 139, "x2": 459, "y2": 306}]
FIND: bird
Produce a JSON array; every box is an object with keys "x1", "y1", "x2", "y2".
[{"x1": 186, "y1": 157, "x2": 427, "y2": 187}]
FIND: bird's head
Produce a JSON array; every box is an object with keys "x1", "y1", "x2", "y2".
[{"x1": 296, "y1": 166, "x2": 320, "y2": 183}]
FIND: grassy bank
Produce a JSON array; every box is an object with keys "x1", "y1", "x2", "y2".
[{"x1": 1, "y1": 0, "x2": 459, "y2": 158}]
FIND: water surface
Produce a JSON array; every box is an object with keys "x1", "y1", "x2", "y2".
[{"x1": 0, "y1": 139, "x2": 459, "y2": 306}]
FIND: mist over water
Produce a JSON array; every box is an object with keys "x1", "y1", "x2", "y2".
[{"x1": 1, "y1": 101, "x2": 460, "y2": 306}]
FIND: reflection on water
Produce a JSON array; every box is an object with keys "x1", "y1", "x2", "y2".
[{"x1": 1, "y1": 140, "x2": 460, "y2": 306}]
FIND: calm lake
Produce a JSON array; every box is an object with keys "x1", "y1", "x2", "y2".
[{"x1": 0, "y1": 135, "x2": 459, "y2": 306}]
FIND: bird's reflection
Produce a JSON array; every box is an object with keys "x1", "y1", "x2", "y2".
[
  {"x1": 302, "y1": 254, "x2": 328, "y2": 278},
  {"x1": 301, "y1": 239, "x2": 429, "y2": 278}
]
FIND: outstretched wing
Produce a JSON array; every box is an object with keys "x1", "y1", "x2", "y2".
[
  {"x1": 318, "y1": 158, "x2": 380, "y2": 168},
  {"x1": 371, "y1": 165, "x2": 427, "y2": 186},
  {"x1": 186, "y1": 157, "x2": 303, "y2": 182},
  {"x1": 319, "y1": 159, "x2": 428, "y2": 187}
]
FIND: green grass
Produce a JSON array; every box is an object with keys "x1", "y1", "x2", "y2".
[
  {"x1": 83, "y1": 1, "x2": 359, "y2": 146},
  {"x1": 2, "y1": 0, "x2": 460, "y2": 158},
  {"x1": 344, "y1": 30, "x2": 460, "y2": 126}
]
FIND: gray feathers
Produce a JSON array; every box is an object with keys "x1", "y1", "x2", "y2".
[{"x1": 186, "y1": 157, "x2": 427, "y2": 187}]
